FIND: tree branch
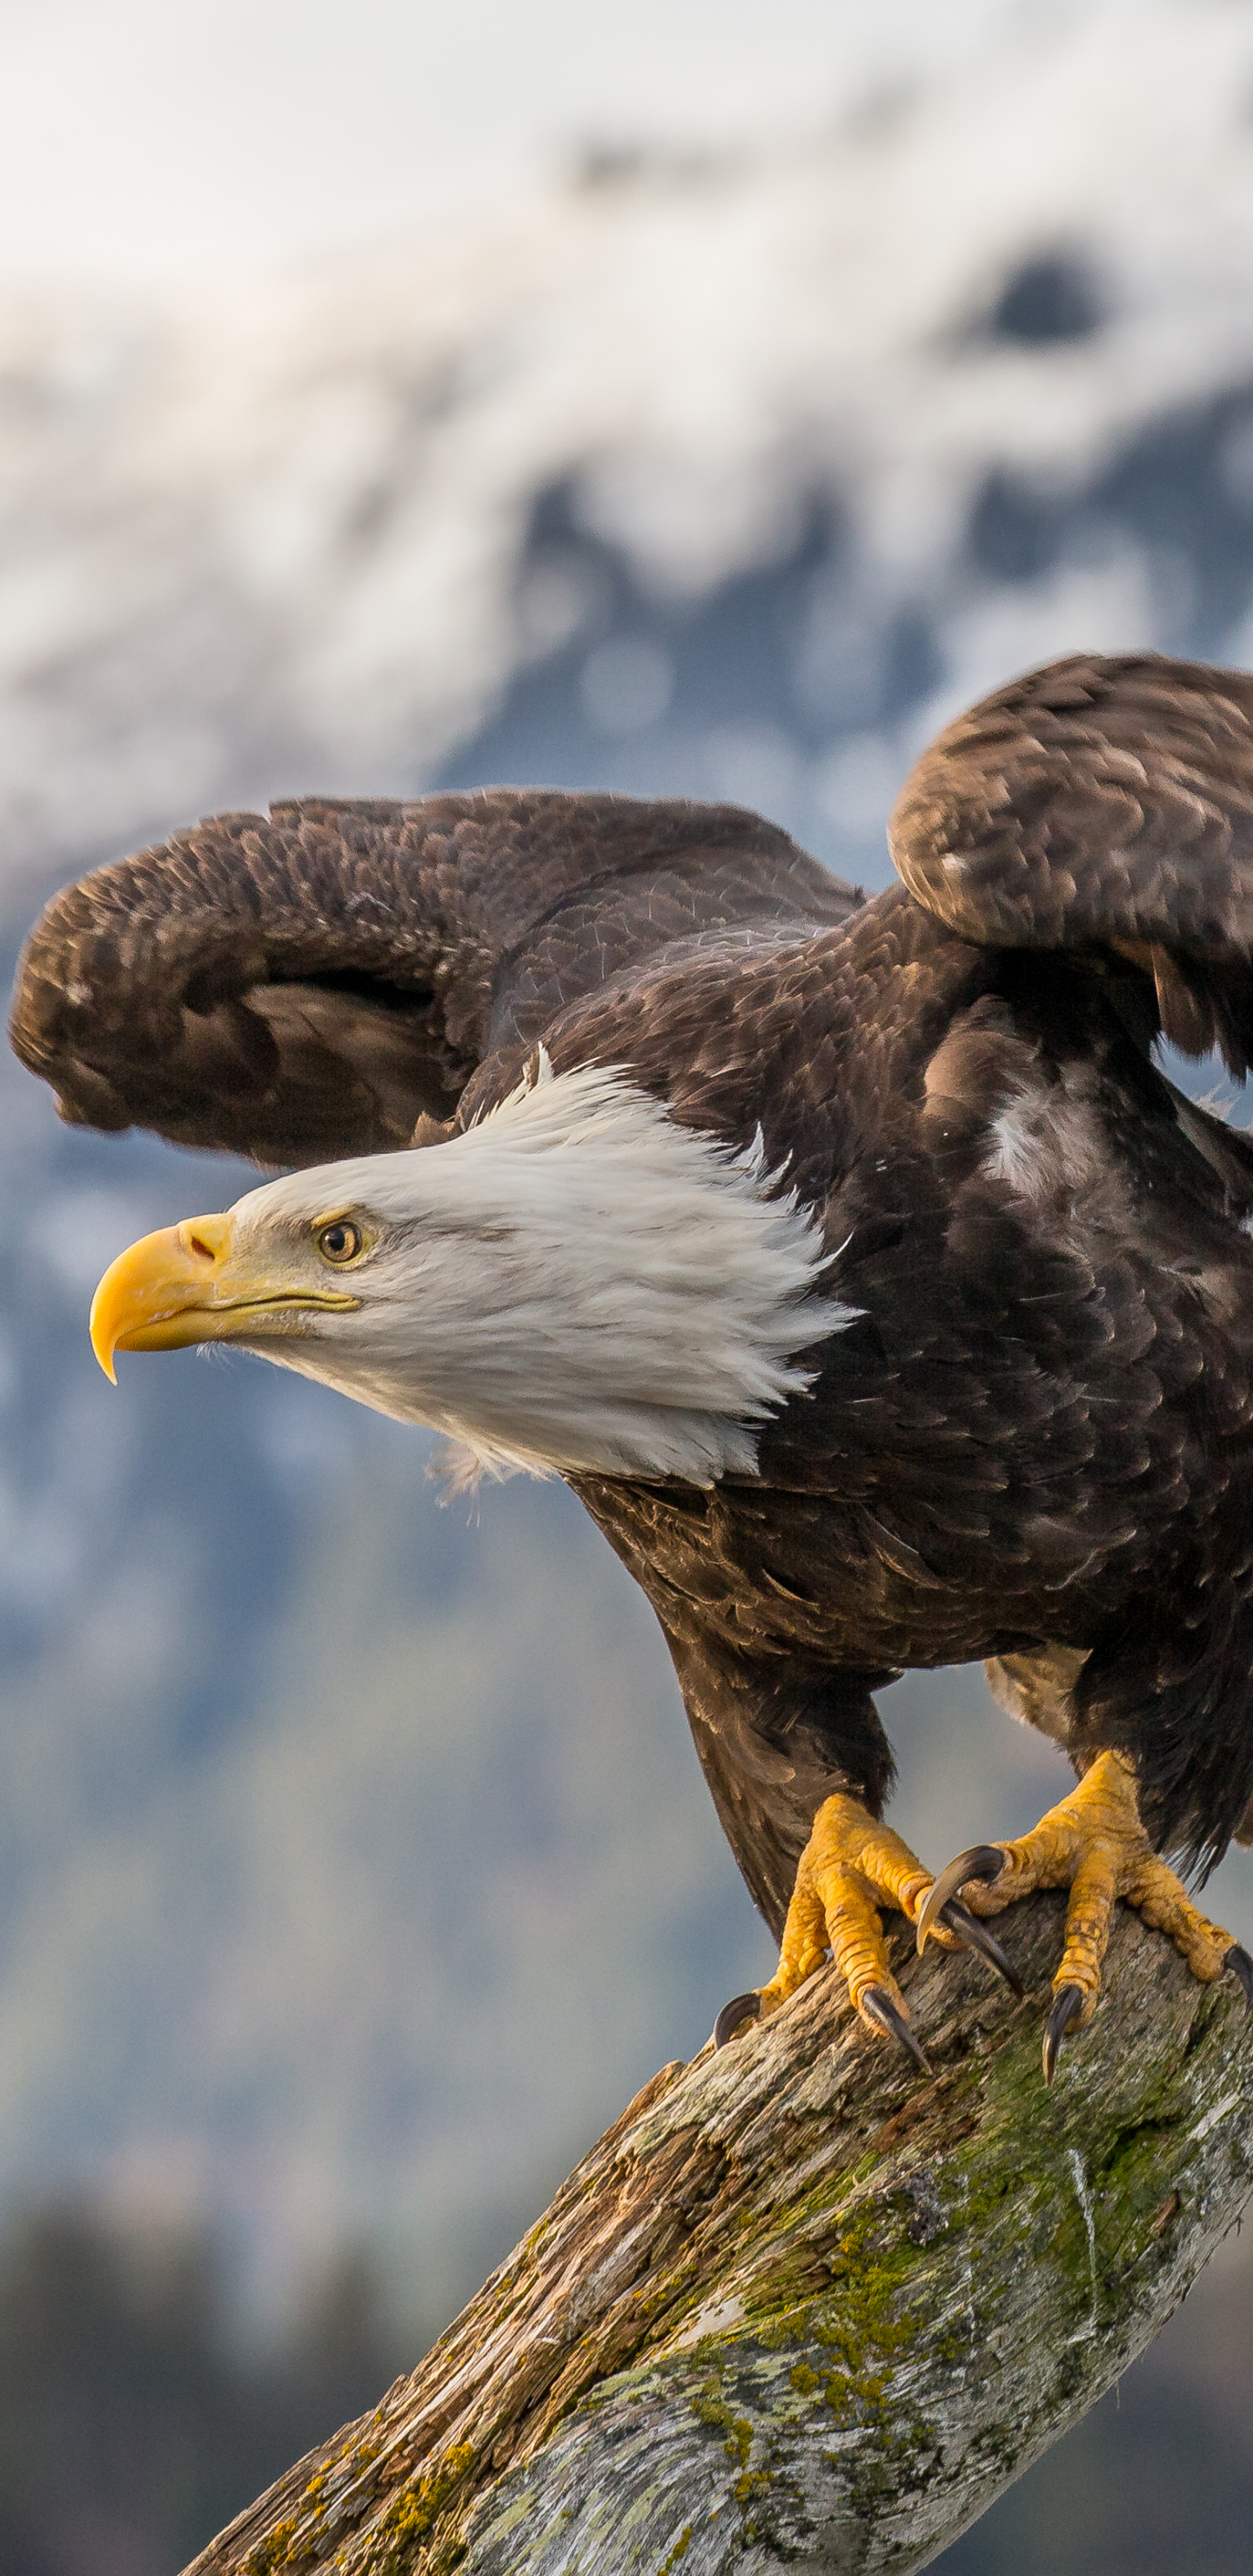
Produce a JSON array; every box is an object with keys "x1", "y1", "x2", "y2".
[{"x1": 184, "y1": 1893, "x2": 1253, "y2": 2576}]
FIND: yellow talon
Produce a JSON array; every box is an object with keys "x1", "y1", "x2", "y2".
[
  {"x1": 731, "y1": 1794, "x2": 944, "y2": 2070},
  {"x1": 714, "y1": 1792, "x2": 1029, "y2": 2063},
  {"x1": 921, "y1": 1749, "x2": 1242, "y2": 2079}
]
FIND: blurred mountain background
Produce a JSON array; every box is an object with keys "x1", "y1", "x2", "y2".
[{"x1": 1, "y1": 0, "x2": 1253, "y2": 2566}]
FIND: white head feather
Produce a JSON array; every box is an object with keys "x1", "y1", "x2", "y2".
[{"x1": 227, "y1": 1051, "x2": 860, "y2": 1487}]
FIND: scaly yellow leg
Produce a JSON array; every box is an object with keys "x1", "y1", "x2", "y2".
[
  {"x1": 916, "y1": 1750, "x2": 1253, "y2": 2080},
  {"x1": 714, "y1": 1791, "x2": 1022, "y2": 2070}
]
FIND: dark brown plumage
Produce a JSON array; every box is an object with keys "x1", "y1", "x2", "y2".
[{"x1": 13, "y1": 651, "x2": 1253, "y2": 1983}]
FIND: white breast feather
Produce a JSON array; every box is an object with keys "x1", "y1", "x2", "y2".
[{"x1": 231, "y1": 1052, "x2": 861, "y2": 1487}]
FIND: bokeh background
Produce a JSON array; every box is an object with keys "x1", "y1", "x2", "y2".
[{"x1": 1, "y1": 0, "x2": 1252, "y2": 2566}]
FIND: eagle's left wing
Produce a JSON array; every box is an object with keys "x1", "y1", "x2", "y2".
[{"x1": 890, "y1": 652, "x2": 1253, "y2": 1075}]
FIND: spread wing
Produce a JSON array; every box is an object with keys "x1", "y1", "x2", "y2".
[
  {"x1": 890, "y1": 652, "x2": 1253, "y2": 1075},
  {"x1": 10, "y1": 790, "x2": 860, "y2": 1165}
]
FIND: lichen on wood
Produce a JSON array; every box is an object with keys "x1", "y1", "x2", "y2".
[{"x1": 184, "y1": 1892, "x2": 1253, "y2": 2576}]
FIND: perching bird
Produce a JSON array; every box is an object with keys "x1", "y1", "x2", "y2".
[{"x1": 12, "y1": 650, "x2": 1253, "y2": 2082}]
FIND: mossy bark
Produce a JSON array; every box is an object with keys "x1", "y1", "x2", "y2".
[{"x1": 184, "y1": 1894, "x2": 1253, "y2": 2576}]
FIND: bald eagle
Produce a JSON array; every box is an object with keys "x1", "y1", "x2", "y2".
[{"x1": 12, "y1": 652, "x2": 1253, "y2": 2081}]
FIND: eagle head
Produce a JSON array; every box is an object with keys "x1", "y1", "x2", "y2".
[{"x1": 88, "y1": 1061, "x2": 854, "y2": 1486}]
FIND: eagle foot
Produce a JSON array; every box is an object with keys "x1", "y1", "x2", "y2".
[
  {"x1": 915, "y1": 1749, "x2": 1253, "y2": 2083},
  {"x1": 713, "y1": 1792, "x2": 1020, "y2": 2069}
]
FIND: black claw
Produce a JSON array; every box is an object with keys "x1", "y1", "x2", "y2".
[
  {"x1": 714, "y1": 1991, "x2": 762, "y2": 2049},
  {"x1": 916, "y1": 1843, "x2": 1008, "y2": 1952},
  {"x1": 861, "y1": 1984, "x2": 932, "y2": 2075},
  {"x1": 1224, "y1": 1943, "x2": 1253, "y2": 2011},
  {"x1": 940, "y1": 1898, "x2": 1027, "y2": 1998},
  {"x1": 953, "y1": 1843, "x2": 1010, "y2": 1888},
  {"x1": 1042, "y1": 1983, "x2": 1084, "y2": 2085}
]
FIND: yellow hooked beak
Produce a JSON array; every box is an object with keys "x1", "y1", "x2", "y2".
[{"x1": 90, "y1": 1212, "x2": 359, "y2": 1381}]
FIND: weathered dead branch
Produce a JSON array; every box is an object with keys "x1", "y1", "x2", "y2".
[{"x1": 184, "y1": 1893, "x2": 1253, "y2": 2576}]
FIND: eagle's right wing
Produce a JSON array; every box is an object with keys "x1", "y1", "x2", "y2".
[
  {"x1": 890, "y1": 652, "x2": 1253, "y2": 1075},
  {"x1": 10, "y1": 790, "x2": 860, "y2": 1168}
]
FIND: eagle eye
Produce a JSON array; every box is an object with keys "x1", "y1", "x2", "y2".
[{"x1": 317, "y1": 1218, "x2": 364, "y2": 1265}]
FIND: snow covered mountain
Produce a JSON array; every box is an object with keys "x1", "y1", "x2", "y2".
[{"x1": 3, "y1": 0, "x2": 1253, "y2": 2322}]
